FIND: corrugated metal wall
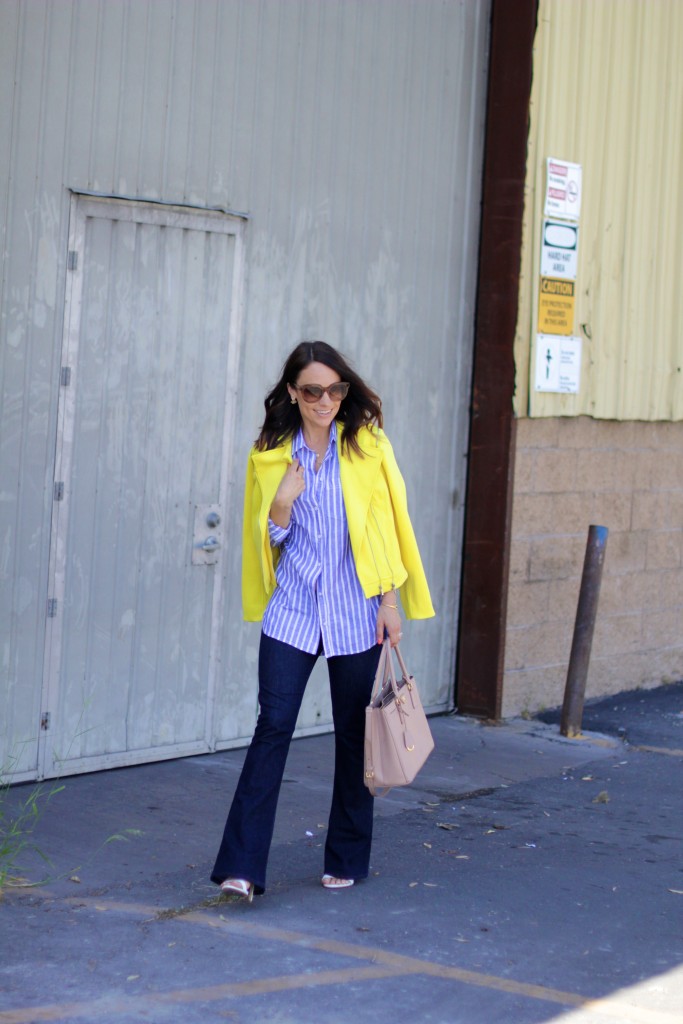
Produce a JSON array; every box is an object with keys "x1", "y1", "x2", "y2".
[
  {"x1": 514, "y1": 0, "x2": 683, "y2": 420},
  {"x1": 0, "y1": 0, "x2": 491, "y2": 779}
]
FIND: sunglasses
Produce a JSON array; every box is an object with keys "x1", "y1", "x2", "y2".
[{"x1": 293, "y1": 382, "x2": 350, "y2": 403}]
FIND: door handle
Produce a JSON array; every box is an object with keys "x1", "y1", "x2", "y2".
[
  {"x1": 192, "y1": 504, "x2": 222, "y2": 565},
  {"x1": 198, "y1": 536, "x2": 221, "y2": 552}
]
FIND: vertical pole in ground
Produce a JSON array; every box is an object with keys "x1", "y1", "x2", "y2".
[{"x1": 560, "y1": 525, "x2": 609, "y2": 738}]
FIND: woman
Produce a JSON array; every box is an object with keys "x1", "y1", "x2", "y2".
[{"x1": 211, "y1": 340, "x2": 434, "y2": 900}]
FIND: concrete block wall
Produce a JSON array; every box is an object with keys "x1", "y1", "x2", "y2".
[{"x1": 502, "y1": 417, "x2": 683, "y2": 717}]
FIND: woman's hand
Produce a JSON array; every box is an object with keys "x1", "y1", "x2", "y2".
[
  {"x1": 376, "y1": 601, "x2": 402, "y2": 648},
  {"x1": 270, "y1": 459, "x2": 306, "y2": 528}
]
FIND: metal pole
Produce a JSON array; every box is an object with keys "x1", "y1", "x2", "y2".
[{"x1": 560, "y1": 525, "x2": 609, "y2": 738}]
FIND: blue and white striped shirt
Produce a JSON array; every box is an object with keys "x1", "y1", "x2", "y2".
[{"x1": 262, "y1": 425, "x2": 381, "y2": 656}]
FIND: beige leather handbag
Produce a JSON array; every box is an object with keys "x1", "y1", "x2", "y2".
[{"x1": 364, "y1": 640, "x2": 435, "y2": 797}]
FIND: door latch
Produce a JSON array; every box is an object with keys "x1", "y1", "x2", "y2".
[{"x1": 192, "y1": 504, "x2": 222, "y2": 565}]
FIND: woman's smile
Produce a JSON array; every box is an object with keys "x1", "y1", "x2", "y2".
[{"x1": 287, "y1": 362, "x2": 343, "y2": 439}]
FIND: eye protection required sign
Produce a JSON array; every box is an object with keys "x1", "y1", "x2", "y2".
[{"x1": 538, "y1": 277, "x2": 575, "y2": 336}]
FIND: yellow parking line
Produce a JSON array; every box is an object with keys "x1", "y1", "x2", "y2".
[
  {"x1": 183, "y1": 914, "x2": 683, "y2": 1021},
  {"x1": 183, "y1": 910, "x2": 585, "y2": 1007},
  {"x1": 0, "y1": 967, "x2": 402, "y2": 1024},
  {"x1": 1, "y1": 896, "x2": 678, "y2": 1024},
  {"x1": 633, "y1": 745, "x2": 683, "y2": 758},
  {"x1": 70, "y1": 899, "x2": 586, "y2": 1009}
]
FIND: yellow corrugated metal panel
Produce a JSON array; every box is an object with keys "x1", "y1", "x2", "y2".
[{"x1": 515, "y1": 0, "x2": 683, "y2": 420}]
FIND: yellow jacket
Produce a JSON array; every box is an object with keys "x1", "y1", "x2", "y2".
[{"x1": 242, "y1": 426, "x2": 435, "y2": 621}]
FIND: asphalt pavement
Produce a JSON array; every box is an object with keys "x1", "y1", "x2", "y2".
[{"x1": 1, "y1": 682, "x2": 682, "y2": 1024}]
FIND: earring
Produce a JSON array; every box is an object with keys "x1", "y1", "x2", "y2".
[{"x1": 291, "y1": 397, "x2": 297, "y2": 404}]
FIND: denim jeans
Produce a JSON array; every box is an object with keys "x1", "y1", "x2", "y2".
[{"x1": 211, "y1": 633, "x2": 382, "y2": 893}]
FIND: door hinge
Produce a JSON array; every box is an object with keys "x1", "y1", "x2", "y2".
[
  {"x1": 47, "y1": 598, "x2": 58, "y2": 618},
  {"x1": 61, "y1": 366, "x2": 71, "y2": 386},
  {"x1": 67, "y1": 250, "x2": 78, "y2": 271},
  {"x1": 54, "y1": 482, "x2": 64, "y2": 501},
  {"x1": 41, "y1": 712, "x2": 51, "y2": 731}
]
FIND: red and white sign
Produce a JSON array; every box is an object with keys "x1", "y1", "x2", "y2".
[{"x1": 544, "y1": 158, "x2": 582, "y2": 221}]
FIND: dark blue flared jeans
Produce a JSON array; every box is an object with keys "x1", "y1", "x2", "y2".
[{"x1": 211, "y1": 633, "x2": 382, "y2": 894}]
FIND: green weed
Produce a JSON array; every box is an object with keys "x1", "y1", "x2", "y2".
[
  {"x1": 0, "y1": 759, "x2": 143, "y2": 893},
  {"x1": 0, "y1": 773, "x2": 65, "y2": 892}
]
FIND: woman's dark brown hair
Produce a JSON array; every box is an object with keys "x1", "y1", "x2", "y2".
[{"x1": 256, "y1": 340, "x2": 383, "y2": 455}]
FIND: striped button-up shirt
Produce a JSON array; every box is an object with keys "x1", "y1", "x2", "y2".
[{"x1": 262, "y1": 425, "x2": 381, "y2": 656}]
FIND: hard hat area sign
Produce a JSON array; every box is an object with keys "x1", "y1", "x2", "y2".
[{"x1": 541, "y1": 219, "x2": 579, "y2": 280}]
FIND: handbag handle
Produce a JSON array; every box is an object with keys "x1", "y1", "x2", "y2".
[
  {"x1": 393, "y1": 643, "x2": 412, "y2": 684},
  {"x1": 370, "y1": 640, "x2": 394, "y2": 704},
  {"x1": 369, "y1": 640, "x2": 418, "y2": 748},
  {"x1": 370, "y1": 639, "x2": 409, "y2": 706}
]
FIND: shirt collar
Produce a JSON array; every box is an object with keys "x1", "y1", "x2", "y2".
[{"x1": 292, "y1": 421, "x2": 338, "y2": 457}]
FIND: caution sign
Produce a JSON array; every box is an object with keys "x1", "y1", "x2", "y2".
[{"x1": 538, "y1": 277, "x2": 575, "y2": 336}]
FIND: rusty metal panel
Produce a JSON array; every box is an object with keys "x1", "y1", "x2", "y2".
[
  {"x1": 515, "y1": 0, "x2": 683, "y2": 421},
  {"x1": 0, "y1": 0, "x2": 491, "y2": 778},
  {"x1": 457, "y1": 0, "x2": 537, "y2": 721}
]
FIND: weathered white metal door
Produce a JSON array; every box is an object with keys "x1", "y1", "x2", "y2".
[{"x1": 40, "y1": 196, "x2": 244, "y2": 778}]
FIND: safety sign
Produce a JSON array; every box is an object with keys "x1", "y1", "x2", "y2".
[
  {"x1": 540, "y1": 220, "x2": 579, "y2": 280},
  {"x1": 544, "y1": 158, "x2": 582, "y2": 221},
  {"x1": 538, "y1": 277, "x2": 575, "y2": 336},
  {"x1": 535, "y1": 334, "x2": 582, "y2": 394}
]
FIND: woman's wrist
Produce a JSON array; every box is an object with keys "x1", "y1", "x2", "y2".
[
  {"x1": 269, "y1": 500, "x2": 293, "y2": 529},
  {"x1": 380, "y1": 590, "x2": 398, "y2": 608}
]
